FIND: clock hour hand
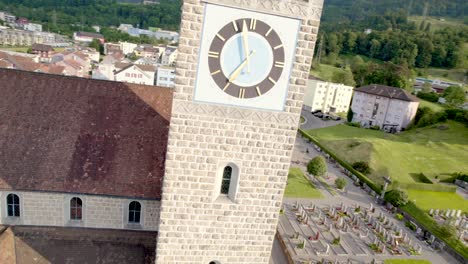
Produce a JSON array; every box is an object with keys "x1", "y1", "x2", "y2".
[
  {"x1": 242, "y1": 20, "x2": 250, "y2": 73},
  {"x1": 229, "y1": 50, "x2": 256, "y2": 83}
]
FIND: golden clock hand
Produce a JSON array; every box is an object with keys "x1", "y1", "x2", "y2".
[
  {"x1": 228, "y1": 50, "x2": 256, "y2": 83},
  {"x1": 242, "y1": 20, "x2": 250, "y2": 73}
]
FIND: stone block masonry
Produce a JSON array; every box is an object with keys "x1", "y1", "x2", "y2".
[
  {"x1": 0, "y1": 191, "x2": 160, "y2": 231},
  {"x1": 156, "y1": 0, "x2": 323, "y2": 263}
]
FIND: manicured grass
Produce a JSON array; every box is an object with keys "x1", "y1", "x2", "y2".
[
  {"x1": 418, "y1": 99, "x2": 445, "y2": 112},
  {"x1": 409, "y1": 15, "x2": 466, "y2": 32},
  {"x1": 0, "y1": 46, "x2": 29, "y2": 53},
  {"x1": 284, "y1": 168, "x2": 323, "y2": 198},
  {"x1": 407, "y1": 190, "x2": 468, "y2": 213},
  {"x1": 310, "y1": 64, "x2": 343, "y2": 82},
  {"x1": 307, "y1": 121, "x2": 468, "y2": 186},
  {"x1": 384, "y1": 259, "x2": 431, "y2": 264}
]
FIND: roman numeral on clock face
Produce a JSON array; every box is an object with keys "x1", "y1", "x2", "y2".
[
  {"x1": 275, "y1": 61, "x2": 285, "y2": 68},
  {"x1": 208, "y1": 51, "x2": 219, "y2": 58},
  {"x1": 238, "y1": 88, "x2": 245, "y2": 98}
]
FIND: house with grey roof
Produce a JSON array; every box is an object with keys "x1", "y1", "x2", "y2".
[{"x1": 350, "y1": 84, "x2": 420, "y2": 132}]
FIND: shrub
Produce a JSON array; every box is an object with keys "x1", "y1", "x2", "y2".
[
  {"x1": 346, "y1": 122, "x2": 361, "y2": 127},
  {"x1": 370, "y1": 125, "x2": 380, "y2": 130},
  {"x1": 307, "y1": 156, "x2": 327, "y2": 177},
  {"x1": 352, "y1": 161, "x2": 370, "y2": 175},
  {"x1": 416, "y1": 92, "x2": 439, "y2": 102},
  {"x1": 395, "y1": 213, "x2": 404, "y2": 221},
  {"x1": 335, "y1": 178, "x2": 347, "y2": 190},
  {"x1": 405, "y1": 221, "x2": 416, "y2": 231},
  {"x1": 332, "y1": 237, "x2": 341, "y2": 245},
  {"x1": 385, "y1": 189, "x2": 409, "y2": 207}
]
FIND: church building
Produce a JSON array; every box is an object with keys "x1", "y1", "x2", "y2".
[{"x1": 0, "y1": 0, "x2": 323, "y2": 263}]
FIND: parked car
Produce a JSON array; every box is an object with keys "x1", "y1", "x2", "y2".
[
  {"x1": 315, "y1": 112, "x2": 324, "y2": 118},
  {"x1": 331, "y1": 115, "x2": 341, "y2": 121},
  {"x1": 311, "y1": 110, "x2": 322, "y2": 115}
]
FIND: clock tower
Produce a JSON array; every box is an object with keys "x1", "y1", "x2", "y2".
[{"x1": 156, "y1": 0, "x2": 323, "y2": 263}]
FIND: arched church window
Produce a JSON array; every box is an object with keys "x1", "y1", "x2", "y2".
[
  {"x1": 7, "y1": 194, "x2": 20, "y2": 217},
  {"x1": 70, "y1": 197, "x2": 83, "y2": 220},
  {"x1": 220, "y1": 166, "x2": 232, "y2": 194},
  {"x1": 128, "y1": 201, "x2": 141, "y2": 223}
]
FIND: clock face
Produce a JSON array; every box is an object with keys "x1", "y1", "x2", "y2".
[
  {"x1": 207, "y1": 19, "x2": 285, "y2": 99},
  {"x1": 194, "y1": 4, "x2": 300, "y2": 112}
]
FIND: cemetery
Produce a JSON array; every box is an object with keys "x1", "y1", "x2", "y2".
[
  {"x1": 277, "y1": 201, "x2": 427, "y2": 263},
  {"x1": 428, "y1": 208, "x2": 468, "y2": 245}
]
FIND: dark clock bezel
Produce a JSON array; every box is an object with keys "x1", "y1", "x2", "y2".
[{"x1": 208, "y1": 18, "x2": 285, "y2": 99}]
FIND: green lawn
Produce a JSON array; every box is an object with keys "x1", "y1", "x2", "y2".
[
  {"x1": 384, "y1": 259, "x2": 431, "y2": 264},
  {"x1": 408, "y1": 190, "x2": 468, "y2": 213},
  {"x1": 0, "y1": 46, "x2": 29, "y2": 53},
  {"x1": 310, "y1": 64, "x2": 343, "y2": 82},
  {"x1": 307, "y1": 121, "x2": 468, "y2": 187},
  {"x1": 418, "y1": 100, "x2": 445, "y2": 112},
  {"x1": 284, "y1": 168, "x2": 323, "y2": 198},
  {"x1": 409, "y1": 15, "x2": 466, "y2": 32}
]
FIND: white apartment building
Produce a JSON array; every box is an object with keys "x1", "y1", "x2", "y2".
[
  {"x1": 351, "y1": 84, "x2": 420, "y2": 132},
  {"x1": 23, "y1": 23, "x2": 42, "y2": 32},
  {"x1": 156, "y1": 66, "x2": 175, "y2": 88},
  {"x1": 120, "y1": 41, "x2": 137, "y2": 55},
  {"x1": 303, "y1": 77, "x2": 354, "y2": 113}
]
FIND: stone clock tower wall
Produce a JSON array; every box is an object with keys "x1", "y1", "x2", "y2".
[{"x1": 156, "y1": 0, "x2": 323, "y2": 263}]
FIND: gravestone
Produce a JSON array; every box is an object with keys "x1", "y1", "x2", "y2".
[{"x1": 435, "y1": 209, "x2": 439, "y2": 216}]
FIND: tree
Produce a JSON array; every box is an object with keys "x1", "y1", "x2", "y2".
[
  {"x1": 443, "y1": 86, "x2": 466, "y2": 107},
  {"x1": 419, "y1": 20, "x2": 425, "y2": 31},
  {"x1": 384, "y1": 189, "x2": 409, "y2": 207},
  {"x1": 415, "y1": 39, "x2": 434, "y2": 68},
  {"x1": 347, "y1": 108, "x2": 354, "y2": 122},
  {"x1": 424, "y1": 22, "x2": 431, "y2": 32},
  {"x1": 307, "y1": 156, "x2": 327, "y2": 177},
  {"x1": 369, "y1": 39, "x2": 381, "y2": 58},
  {"x1": 331, "y1": 69, "x2": 356, "y2": 87},
  {"x1": 352, "y1": 161, "x2": 370, "y2": 174},
  {"x1": 335, "y1": 178, "x2": 347, "y2": 190},
  {"x1": 89, "y1": 38, "x2": 102, "y2": 54},
  {"x1": 422, "y1": 82, "x2": 432, "y2": 93}
]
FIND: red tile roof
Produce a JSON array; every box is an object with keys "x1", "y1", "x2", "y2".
[{"x1": 0, "y1": 69, "x2": 173, "y2": 199}]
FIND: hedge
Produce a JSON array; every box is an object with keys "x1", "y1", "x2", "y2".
[
  {"x1": 392, "y1": 181, "x2": 456, "y2": 193},
  {"x1": 402, "y1": 202, "x2": 468, "y2": 260},
  {"x1": 298, "y1": 129, "x2": 381, "y2": 195}
]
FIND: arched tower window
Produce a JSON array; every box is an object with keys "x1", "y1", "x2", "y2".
[
  {"x1": 7, "y1": 194, "x2": 20, "y2": 217},
  {"x1": 220, "y1": 166, "x2": 232, "y2": 195},
  {"x1": 128, "y1": 201, "x2": 141, "y2": 223},
  {"x1": 70, "y1": 197, "x2": 83, "y2": 220}
]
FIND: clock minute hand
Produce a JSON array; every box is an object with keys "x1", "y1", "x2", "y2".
[
  {"x1": 242, "y1": 20, "x2": 250, "y2": 73},
  {"x1": 228, "y1": 50, "x2": 256, "y2": 83}
]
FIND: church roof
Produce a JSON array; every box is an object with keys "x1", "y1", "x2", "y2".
[
  {"x1": 355, "y1": 84, "x2": 419, "y2": 102},
  {"x1": 0, "y1": 69, "x2": 172, "y2": 199}
]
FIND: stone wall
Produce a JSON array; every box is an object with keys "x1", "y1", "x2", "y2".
[
  {"x1": 0, "y1": 191, "x2": 160, "y2": 231},
  {"x1": 156, "y1": 0, "x2": 323, "y2": 263}
]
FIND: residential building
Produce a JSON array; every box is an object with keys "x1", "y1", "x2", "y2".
[
  {"x1": 0, "y1": 11, "x2": 16, "y2": 24},
  {"x1": 156, "y1": 66, "x2": 175, "y2": 88},
  {"x1": 73, "y1": 31, "x2": 105, "y2": 44},
  {"x1": 134, "y1": 44, "x2": 161, "y2": 59},
  {"x1": 0, "y1": 28, "x2": 65, "y2": 47},
  {"x1": 154, "y1": 30, "x2": 179, "y2": 42},
  {"x1": 23, "y1": 23, "x2": 43, "y2": 32},
  {"x1": 31, "y1": 43, "x2": 54, "y2": 63},
  {"x1": 104, "y1": 42, "x2": 121, "y2": 55},
  {"x1": 160, "y1": 46, "x2": 177, "y2": 66},
  {"x1": 414, "y1": 77, "x2": 462, "y2": 94},
  {"x1": 134, "y1": 57, "x2": 159, "y2": 66},
  {"x1": 0, "y1": 51, "x2": 64, "y2": 74},
  {"x1": 120, "y1": 41, "x2": 137, "y2": 55},
  {"x1": 57, "y1": 59, "x2": 86, "y2": 77},
  {"x1": 351, "y1": 84, "x2": 419, "y2": 132},
  {"x1": 114, "y1": 63, "x2": 156, "y2": 85},
  {"x1": 303, "y1": 76, "x2": 354, "y2": 113}
]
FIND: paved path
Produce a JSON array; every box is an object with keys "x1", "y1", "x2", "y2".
[
  {"x1": 300, "y1": 108, "x2": 344, "y2": 130},
  {"x1": 273, "y1": 134, "x2": 462, "y2": 264}
]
